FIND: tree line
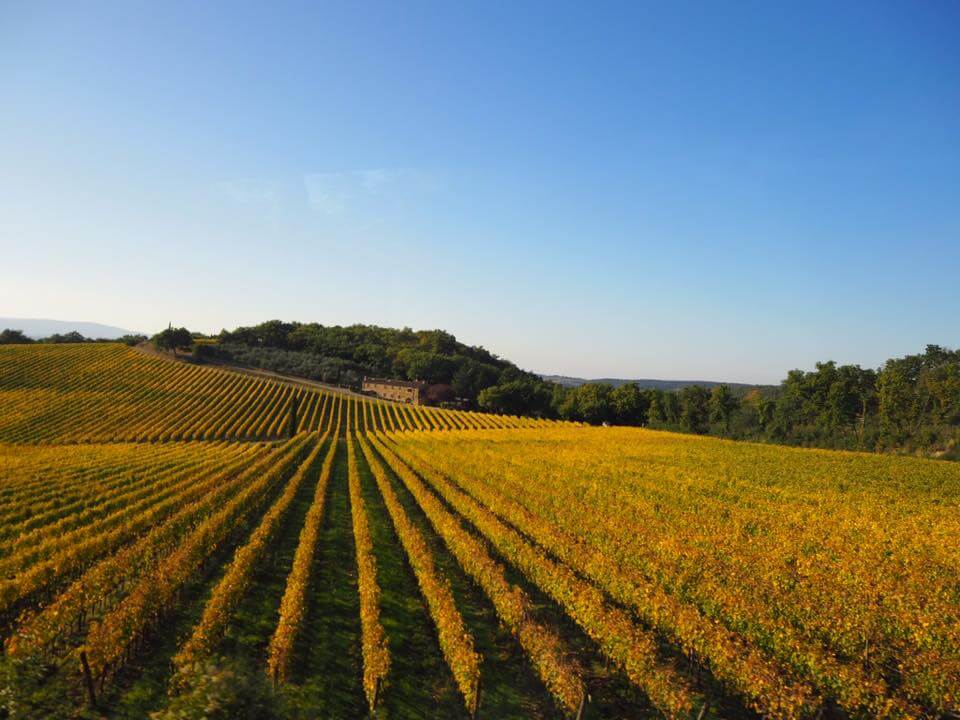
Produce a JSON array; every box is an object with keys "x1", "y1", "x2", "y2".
[
  {"x1": 0, "y1": 329, "x2": 146, "y2": 346},
  {"x1": 546, "y1": 345, "x2": 959, "y2": 459}
]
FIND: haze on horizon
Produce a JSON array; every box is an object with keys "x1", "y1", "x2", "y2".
[{"x1": 2, "y1": 1, "x2": 958, "y2": 385}]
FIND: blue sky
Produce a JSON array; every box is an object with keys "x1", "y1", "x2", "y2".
[{"x1": 1, "y1": 1, "x2": 957, "y2": 383}]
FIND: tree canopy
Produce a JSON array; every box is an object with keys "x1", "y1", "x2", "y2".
[
  {"x1": 0, "y1": 329, "x2": 145, "y2": 346},
  {"x1": 152, "y1": 326, "x2": 194, "y2": 354},
  {"x1": 0, "y1": 329, "x2": 34, "y2": 344},
  {"x1": 550, "y1": 345, "x2": 959, "y2": 459}
]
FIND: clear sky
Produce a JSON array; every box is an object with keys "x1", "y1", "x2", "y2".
[{"x1": 2, "y1": 1, "x2": 958, "y2": 383}]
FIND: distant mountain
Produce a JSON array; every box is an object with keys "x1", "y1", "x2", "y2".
[
  {"x1": 540, "y1": 374, "x2": 772, "y2": 392},
  {"x1": 0, "y1": 317, "x2": 138, "y2": 340}
]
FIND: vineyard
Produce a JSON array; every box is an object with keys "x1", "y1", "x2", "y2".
[
  {"x1": 0, "y1": 344, "x2": 550, "y2": 444},
  {"x1": 0, "y1": 344, "x2": 958, "y2": 719}
]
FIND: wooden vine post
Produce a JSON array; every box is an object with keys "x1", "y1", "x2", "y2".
[
  {"x1": 79, "y1": 649, "x2": 97, "y2": 709},
  {"x1": 288, "y1": 395, "x2": 300, "y2": 438},
  {"x1": 575, "y1": 692, "x2": 588, "y2": 720},
  {"x1": 471, "y1": 675, "x2": 482, "y2": 720}
]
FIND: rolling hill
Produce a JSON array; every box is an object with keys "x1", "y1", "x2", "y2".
[
  {"x1": 0, "y1": 317, "x2": 138, "y2": 339},
  {"x1": 540, "y1": 373, "x2": 772, "y2": 392}
]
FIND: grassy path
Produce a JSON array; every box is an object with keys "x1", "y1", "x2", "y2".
[
  {"x1": 354, "y1": 442, "x2": 465, "y2": 719},
  {"x1": 369, "y1": 443, "x2": 562, "y2": 719},
  {"x1": 101, "y1": 442, "x2": 316, "y2": 718},
  {"x1": 284, "y1": 440, "x2": 366, "y2": 718},
  {"x1": 102, "y1": 519, "x2": 272, "y2": 717},
  {"x1": 101, "y1": 552, "x2": 228, "y2": 717},
  {"x1": 217, "y1": 443, "x2": 325, "y2": 667}
]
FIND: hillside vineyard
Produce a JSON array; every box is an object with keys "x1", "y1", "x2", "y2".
[
  {"x1": 0, "y1": 345, "x2": 958, "y2": 719},
  {"x1": 0, "y1": 344, "x2": 549, "y2": 443}
]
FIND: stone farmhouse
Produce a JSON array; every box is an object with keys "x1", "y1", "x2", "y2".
[{"x1": 361, "y1": 377, "x2": 429, "y2": 405}]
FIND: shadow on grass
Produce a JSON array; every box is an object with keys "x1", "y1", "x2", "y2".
[
  {"x1": 365, "y1": 442, "x2": 563, "y2": 720},
  {"x1": 284, "y1": 440, "x2": 366, "y2": 718},
  {"x1": 375, "y1": 442, "x2": 668, "y2": 720},
  {"x1": 102, "y1": 522, "x2": 264, "y2": 718},
  {"x1": 218, "y1": 441, "x2": 327, "y2": 668},
  {"x1": 354, "y1": 443, "x2": 467, "y2": 720},
  {"x1": 103, "y1": 438, "x2": 320, "y2": 719}
]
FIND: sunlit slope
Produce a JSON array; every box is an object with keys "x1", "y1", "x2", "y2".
[
  {"x1": 0, "y1": 343, "x2": 550, "y2": 443},
  {"x1": 5, "y1": 345, "x2": 956, "y2": 717},
  {"x1": 2, "y1": 416, "x2": 958, "y2": 716},
  {"x1": 385, "y1": 426, "x2": 960, "y2": 717},
  {"x1": 0, "y1": 439, "x2": 270, "y2": 631}
]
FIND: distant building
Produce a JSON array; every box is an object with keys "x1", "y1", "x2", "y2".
[{"x1": 362, "y1": 377, "x2": 428, "y2": 405}]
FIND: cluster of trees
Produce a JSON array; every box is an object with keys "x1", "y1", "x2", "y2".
[
  {"x1": 198, "y1": 344, "x2": 365, "y2": 385},
  {"x1": 551, "y1": 382, "x2": 739, "y2": 431},
  {"x1": 195, "y1": 320, "x2": 554, "y2": 409},
  {"x1": 151, "y1": 326, "x2": 194, "y2": 354},
  {"x1": 0, "y1": 329, "x2": 146, "y2": 346},
  {"x1": 553, "y1": 345, "x2": 960, "y2": 458}
]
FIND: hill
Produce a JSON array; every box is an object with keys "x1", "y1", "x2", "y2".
[
  {"x1": 0, "y1": 317, "x2": 137, "y2": 339},
  {"x1": 195, "y1": 321, "x2": 764, "y2": 419},
  {"x1": 195, "y1": 320, "x2": 555, "y2": 415},
  {"x1": 540, "y1": 374, "x2": 771, "y2": 392},
  {"x1": 0, "y1": 343, "x2": 542, "y2": 444}
]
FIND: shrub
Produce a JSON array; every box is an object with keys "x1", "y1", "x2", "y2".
[{"x1": 153, "y1": 659, "x2": 281, "y2": 720}]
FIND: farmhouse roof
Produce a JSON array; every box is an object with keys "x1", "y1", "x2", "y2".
[{"x1": 364, "y1": 377, "x2": 428, "y2": 389}]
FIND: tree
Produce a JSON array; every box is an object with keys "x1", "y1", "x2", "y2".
[
  {"x1": 393, "y1": 349, "x2": 456, "y2": 385},
  {"x1": 118, "y1": 334, "x2": 148, "y2": 346},
  {"x1": 450, "y1": 360, "x2": 500, "y2": 400},
  {"x1": 152, "y1": 658, "x2": 281, "y2": 720},
  {"x1": 572, "y1": 383, "x2": 615, "y2": 425},
  {"x1": 244, "y1": 319, "x2": 295, "y2": 348},
  {"x1": 287, "y1": 395, "x2": 299, "y2": 437},
  {"x1": 551, "y1": 384, "x2": 578, "y2": 420},
  {"x1": 44, "y1": 331, "x2": 86, "y2": 343},
  {"x1": 879, "y1": 345, "x2": 960, "y2": 445},
  {"x1": 739, "y1": 389, "x2": 771, "y2": 435},
  {"x1": 0, "y1": 329, "x2": 34, "y2": 344},
  {"x1": 610, "y1": 383, "x2": 648, "y2": 425},
  {"x1": 353, "y1": 343, "x2": 392, "y2": 376},
  {"x1": 709, "y1": 384, "x2": 738, "y2": 433},
  {"x1": 645, "y1": 390, "x2": 665, "y2": 427},
  {"x1": 662, "y1": 392, "x2": 681, "y2": 426},
  {"x1": 417, "y1": 329, "x2": 458, "y2": 355},
  {"x1": 153, "y1": 326, "x2": 194, "y2": 355},
  {"x1": 215, "y1": 320, "x2": 524, "y2": 407},
  {"x1": 478, "y1": 380, "x2": 552, "y2": 417},
  {"x1": 426, "y1": 383, "x2": 456, "y2": 405},
  {"x1": 679, "y1": 385, "x2": 710, "y2": 434},
  {"x1": 823, "y1": 365, "x2": 876, "y2": 442}
]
